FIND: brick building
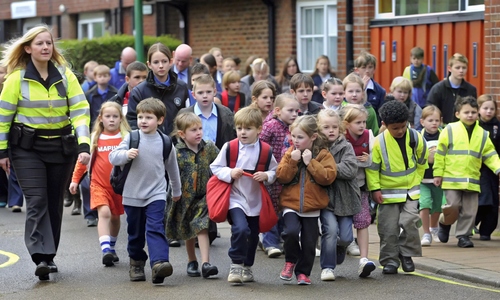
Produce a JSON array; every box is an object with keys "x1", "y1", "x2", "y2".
[{"x1": 1, "y1": 0, "x2": 499, "y2": 97}]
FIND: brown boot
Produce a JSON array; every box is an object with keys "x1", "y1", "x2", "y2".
[
  {"x1": 152, "y1": 261, "x2": 173, "y2": 284},
  {"x1": 129, "y1": 258, "x2": 146, "y2": 281}
]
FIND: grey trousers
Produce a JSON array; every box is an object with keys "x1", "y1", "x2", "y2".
[
  {"x1": 444, "y1": 190, "x2": 478, "y2": 237},
  {"x1": 377, "y1": 198, "x2": 422, "y2": 267}
]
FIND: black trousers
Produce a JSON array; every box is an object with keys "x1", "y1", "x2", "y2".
[
  {"x1": 282, "y1": 212, "x2": 319, "y2": 276},
  {"x1": 10, "y1": 138, "x2": 75, "y2": 264}
]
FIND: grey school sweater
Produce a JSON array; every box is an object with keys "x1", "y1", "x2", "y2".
[{"x1": 109, "y1": 130, "x2": 181, "y2": 207}]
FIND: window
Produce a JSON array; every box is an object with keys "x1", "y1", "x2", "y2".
[
  {"x1": 376, "y1": 0, "x2": 484, "y2": 18},
  {"x1": 78, "y1": 12, "x2": 105, "y2": 39},
  {"x1": 297, "y1": 1, "x2": 338, "y2": 73}
]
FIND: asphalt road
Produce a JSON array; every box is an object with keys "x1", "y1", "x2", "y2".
[{"x1": 1, "y1": 206, "x2": 499, "y2": 300}]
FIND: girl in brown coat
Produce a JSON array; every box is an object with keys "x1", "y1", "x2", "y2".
[{"x1": 277, "y1": 115, "x2": 337, "y2": 285}]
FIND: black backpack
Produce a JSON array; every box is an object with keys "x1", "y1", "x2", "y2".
[{"x1": 110, "y1": 129, "x2": 172, "y2": 195}]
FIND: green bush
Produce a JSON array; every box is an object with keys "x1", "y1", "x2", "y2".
[{"x1": 58, "y1": 34, "x2": 181, "y2": 75}]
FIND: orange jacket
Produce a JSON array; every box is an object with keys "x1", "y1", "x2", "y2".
[{"x1": 277, "y1": 147, "x2": 337, "y2": 213}]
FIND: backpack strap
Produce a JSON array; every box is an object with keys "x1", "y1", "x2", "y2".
[
  {"x1": 226, "y1": 139, "x2": 240, "y2": 168},
  {"x1": 255, "y1": 140, "x2": 272, "y2": 172},
  {"x1": 158, "y1": 130, "x2": 173, "y2": 161},
  {"x1": 130, "y1": 130, "x2": 140, "y2": 149}
]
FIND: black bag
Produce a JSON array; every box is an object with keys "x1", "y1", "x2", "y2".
[{"x1": 110, "y1": 130, "x2": 172, "y2": 195}]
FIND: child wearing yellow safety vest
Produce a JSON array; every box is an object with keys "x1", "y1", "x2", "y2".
[
  {"x1": 433, "y1": 96, "x2": 500, "y2": 248},
  {"x1": 366, "y1": 101, "x2": 428, "y2": 275}
]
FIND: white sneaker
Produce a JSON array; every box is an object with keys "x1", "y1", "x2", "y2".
[
  {"x1": 421, "y1": 233, "x2": 432, "y2": 246},
  {"x1": 266, "y1": 247, "x2": 282, "y2": 258},
  {"x1": 321, "y1": 268, "x2": 335, "y2": 281},
  {"x1": 430, "y1": 228, "x2": 440, "y2": 243},
  {"x1": 347, "y1": 240, "x2": 360, "y2": 256},
  {"x1": 227, "y1": 264, "x2": 243, "y2": 283},
  {"x1": 315, "y1": 247, "x2": 321, "y2": 257},
  {"x1": 358, "y1": 258, "x2": 376, "y2": 278},
  {"x1": 242, "y1": 266, "x2": 254, "y2": 282}
]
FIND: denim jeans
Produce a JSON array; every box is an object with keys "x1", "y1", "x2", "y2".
[
  {"x1": 319, "y1": 209, "x2": 353, "y2": 269},
  {"x1": 227, "y1": 208, "x2": 260, "y2": 266}
]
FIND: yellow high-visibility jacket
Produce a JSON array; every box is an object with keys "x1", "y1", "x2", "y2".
[
  {"x1": 0, "y1": 62, "x2": 90, "y2": 153},
  {"x1": 433, "y1": 121, "x2": 500, "y2": 192},
  {"x1": 366, "y1": 128, "x2": 428, "y2": 204}
]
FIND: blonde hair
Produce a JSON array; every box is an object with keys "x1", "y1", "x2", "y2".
[
  {"x1": 448, "y1": 53, "x2": 468, "y2": 67},
  {"x1": 273, "y1": 93, "x2": 298, "y2": 118},
  {"x1": 340, "y1": 104, "x2": 369, "y2": 125},
  {"x1": 234, "y1": 106, "x2": 263, "y2": 128},
  {"x1": 343, "y1": 73, "x2": 366, "y2": 105},
  {"x1": 0, "y1": 24, "x2": 68, "y2": 74},
  {"x1": 93, "y1": 64, "x2": 110, "y2": 77},
  {"x1": 477, "y1": 94, "x2": 497, "y2": 111},
  {"x1": 421, "y1": 105, "x2": 442, "y2": 120},
  {"x1": 172, "y1": 112, "x2": 202, "y2": 138},
  {"x1": 91, "y1": 102, "x2": 131, "y2": 153},
  {"x1": 251, "y1": 58, "x2": 269, "y2": 76},
  {"x1": 390, "y1": 76, "x2": 413, "y2": 99},
  {"x1": 318, "y1": 109, "x2": 344, "y2": 135},
  {"x1": 290, "y1": 115, "x2": 328, "y2": 156},
  {"x1": 192, "y1": 74, "x2": 215, "y2": 91},
  {"x1": 251, "y1": 80, "x2": 276, "y2": 100},
  {"x1": 222, "y1": 70, "x2": 241, "y2": 89}
]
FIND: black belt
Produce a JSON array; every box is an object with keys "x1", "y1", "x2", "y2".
[{"x1": 13, "y1": 124, "x2": 72, "y2": 136}]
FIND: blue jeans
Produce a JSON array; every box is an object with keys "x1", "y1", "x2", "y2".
[
  {"x1": 80, "y1": 176, "x2": 97, "y2": 220},
  {"x1": 124, "y1": 200, "x2": 170, "y2": 267},
  {"x1": 7, "y1": 167, "x2": 23, "y2": 207},
  {"x1": 228, "y1": 208, "x2": 259, "y2": 266},
  {"x1": 320, "y1": 209, "x2": 353, "y2": 269}
]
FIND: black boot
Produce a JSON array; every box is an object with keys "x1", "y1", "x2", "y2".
[
  {"x1": 63, "y1": 190, "x2": 73, "y2": 207},
  {"x1": 71, "y1": 192, "x2": 82, "y2": 215}
]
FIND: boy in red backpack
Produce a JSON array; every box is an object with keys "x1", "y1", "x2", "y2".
[
  {"x1": 221, "y1": 70, "x2": 246, "y2": 113},
  {"x1": 210, "y1": 106, "x2": 278, "y2": 284}
]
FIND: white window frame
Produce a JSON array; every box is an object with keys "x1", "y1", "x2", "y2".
[
  {"x1": 375, "y1": 0, "x2": 485, "y2": 19},
  {"x1": 78, "y1": 12, "x2": 105, "y2": 40},
  {"x1": 296, "y1": 0, "x2": 338, "y2": 74}
]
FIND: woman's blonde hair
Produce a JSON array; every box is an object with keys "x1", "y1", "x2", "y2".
[
  {"x1": 318, "y1": 108, "x2": 344, "y2": 135},
  {"x1": 0, "y1": 24, "x2": 67, "y2": 74},
  {"x1": 290, "y1": 115, "x2": 328, "y2": 156},
  {"x1": 340, "y1": 104, "x2": 369, "y2": 125},
  {"x1": 342, "y1": 73, "x2": 366, "y2": 105},
  {"x1": 91, "y1": 102, "x2": 131, "y2": 154},
  {"x1": 172, "y1": 112, "x2": 202, "y2": 138}
]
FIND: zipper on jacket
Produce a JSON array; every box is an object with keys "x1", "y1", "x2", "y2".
[{"x1": 299, "y1": 167, "x2": 306, "y2": 213}]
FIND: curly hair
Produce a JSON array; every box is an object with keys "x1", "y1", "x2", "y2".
[{"x1": 379, "y1": 100, "x2": 409, "y2": 125}]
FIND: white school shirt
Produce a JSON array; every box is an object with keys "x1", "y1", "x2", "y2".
[{"x1": 210, "y1": 139, "x2": 278, "y2": 216}]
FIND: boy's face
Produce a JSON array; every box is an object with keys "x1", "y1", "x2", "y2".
[
  {"x1": 95, "y1": 73, "x2": 110, "y2": 86},
  {"x1": 236, "y1": 125, "x2": 261, "y2": 145},
  {"x1": 393, "y1": 87, "x2": 410, "y2": 103},
  {"x1": 411, "y1": 56, "x2": 423, "y2": 68},
  {"x1": 355, "y1": 63, "x2": 375, "y2": 79},
  {"x1": 227, "y1": 81, "x2": 240, "y2": 93},
  {"x1": 85, "y1": 64, "x2": 97, "y2": 81},
  {"x1": 291, "y1": 84, "x2": 313, "y2": 107},
  {"x1": 383, "y1": 121, "x2": 408, "y2": 139},
  {"x1": 192, "y1": 83, "x2": 215, "y2": 109},
  {"x1": 137, "y1": 112, "x2": 164, "y2": 134},
  {"x1": 126, "y1": 70, "x2": 148, "y2": 90},
  {"x1": 455, "y1": 104, "x2": 478, "y2": 126},
  {"x1": 448, "y1": 61, "x2": 467, "y2": 81},
  {"x1": 223, "y1": 60, "x2": 236, "y2": 73}
]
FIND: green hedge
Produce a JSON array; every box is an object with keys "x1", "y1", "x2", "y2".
[{"x1": 58, "y1": 34, "x2": 182, "y2": 75}]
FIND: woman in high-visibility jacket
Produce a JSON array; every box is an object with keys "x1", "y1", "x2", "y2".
[{"x1": 0, "y1": 25, "x2": 90, "y2": 281}]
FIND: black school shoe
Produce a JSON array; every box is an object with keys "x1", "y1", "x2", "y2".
[
  {"x1": 202, "y1": 262, "x2": 218, "y2": 278},
  {"x1": 399, "y1": 254, "x2": 415, "y2": 272},
  {"x1": 382, "y1": 265, "x2": 398, "y2": 275},
  {"x1": 457, "y1": 236, "x2": 474, "y2": 248},
  {"x1": 187, "y1": 261, "x2": 201, "y2": 277},
  {"x1": 438, "y1": 223, "x2": 451, "y2": 243},
  {"x1": 35, "y1": 261, "x2": 51, "y2": 280},
  {"x1": 47, "y1": 261, "x2": 58, "y2": 273}
]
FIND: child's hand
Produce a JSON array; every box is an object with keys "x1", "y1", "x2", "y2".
[
  {"x1": 372, "y1": 190, "x2": 383, "y2": 204},
  {"x1": 434, "y1": 176, "x2": 442, "y2": 187},
  {"x1": 78, "y1": 153, "x2": 91, "y2": 165},
  {"x1": 357, "y1": 152, "x2": 370, "y2": 162},
  {"x1": 362, "y1": 75, "x2": 370, "y2": 89},
  {"x1": 127, "y1": 148, "x2": 139, "y2": 160},
  {"x1": 69, "y1": 182, "x2": 79, "y2": 195},
  {"x1": 231, "y1": 168, "x2": 244, "y2": 179},
  {"x1": 253, "y1": 171, "x2": 268, "y2": 182},
  {"x1": 172, "y1": 196, "x2": 181, "y2": 202},
  {"x1": 302, "y1": 149, "x2": 312, "y2": 165},
  {"x1": 291, "y1": 149, "x2": 302, "y2": 161}
]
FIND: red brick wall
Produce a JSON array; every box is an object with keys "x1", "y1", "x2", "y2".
[{"x1": 484, "y1": 0, "x2": 500, "y2": 104}]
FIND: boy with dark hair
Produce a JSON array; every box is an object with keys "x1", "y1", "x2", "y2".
[
  {"x1": 210, "y1": 106, "x2": 278, "y2": 284},
  {"x1": 109, "y1": 97, "x2": 182, "y2": 284},
  {"x1": 433, "y1": 96, "x2": 500, "y2": 248},
  {"x1": 426, "y1": 53, "x2": 477, "y2": 124},
  {"x1": 403, "y1": 47, "x2": 439, "y2": 108},
  {"x1": 366, "y1": 100, "x2": 428, "y2": 275},
  {"x1": 85, "y1": 65, "x2": 118, "y2": 129},
  {"x1": 290, "y1": 73, "x2": 322, "y2": 116},
  {"x1": 109, "y1": 61, "x2": 148, "y2": 115},
  {"x1": 354, "y1": 52, "x2": 386, "y2": 117}
]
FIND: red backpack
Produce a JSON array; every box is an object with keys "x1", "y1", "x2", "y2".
[{"x1": 207, "y1": 138, "x2": 278, "y2": 233}]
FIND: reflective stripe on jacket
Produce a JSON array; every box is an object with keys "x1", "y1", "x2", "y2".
[
  {"x1": 366, "y1": 128, "x2": 428, "y2": 204},
  {"x1": 433, "y1": 121, "x2": 500, "y2": 192}
]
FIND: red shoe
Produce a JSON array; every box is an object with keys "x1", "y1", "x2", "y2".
[
  {"x1": 280, "y1": 262, "x2": 295, "y2": 281},
  {"x1": 297, "y1": 273, "x2": 311, "y2": 285}
]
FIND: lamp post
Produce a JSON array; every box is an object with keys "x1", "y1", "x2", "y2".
[{"x1": 134, "y1": 0, "x2": 144, "y2": 62}]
